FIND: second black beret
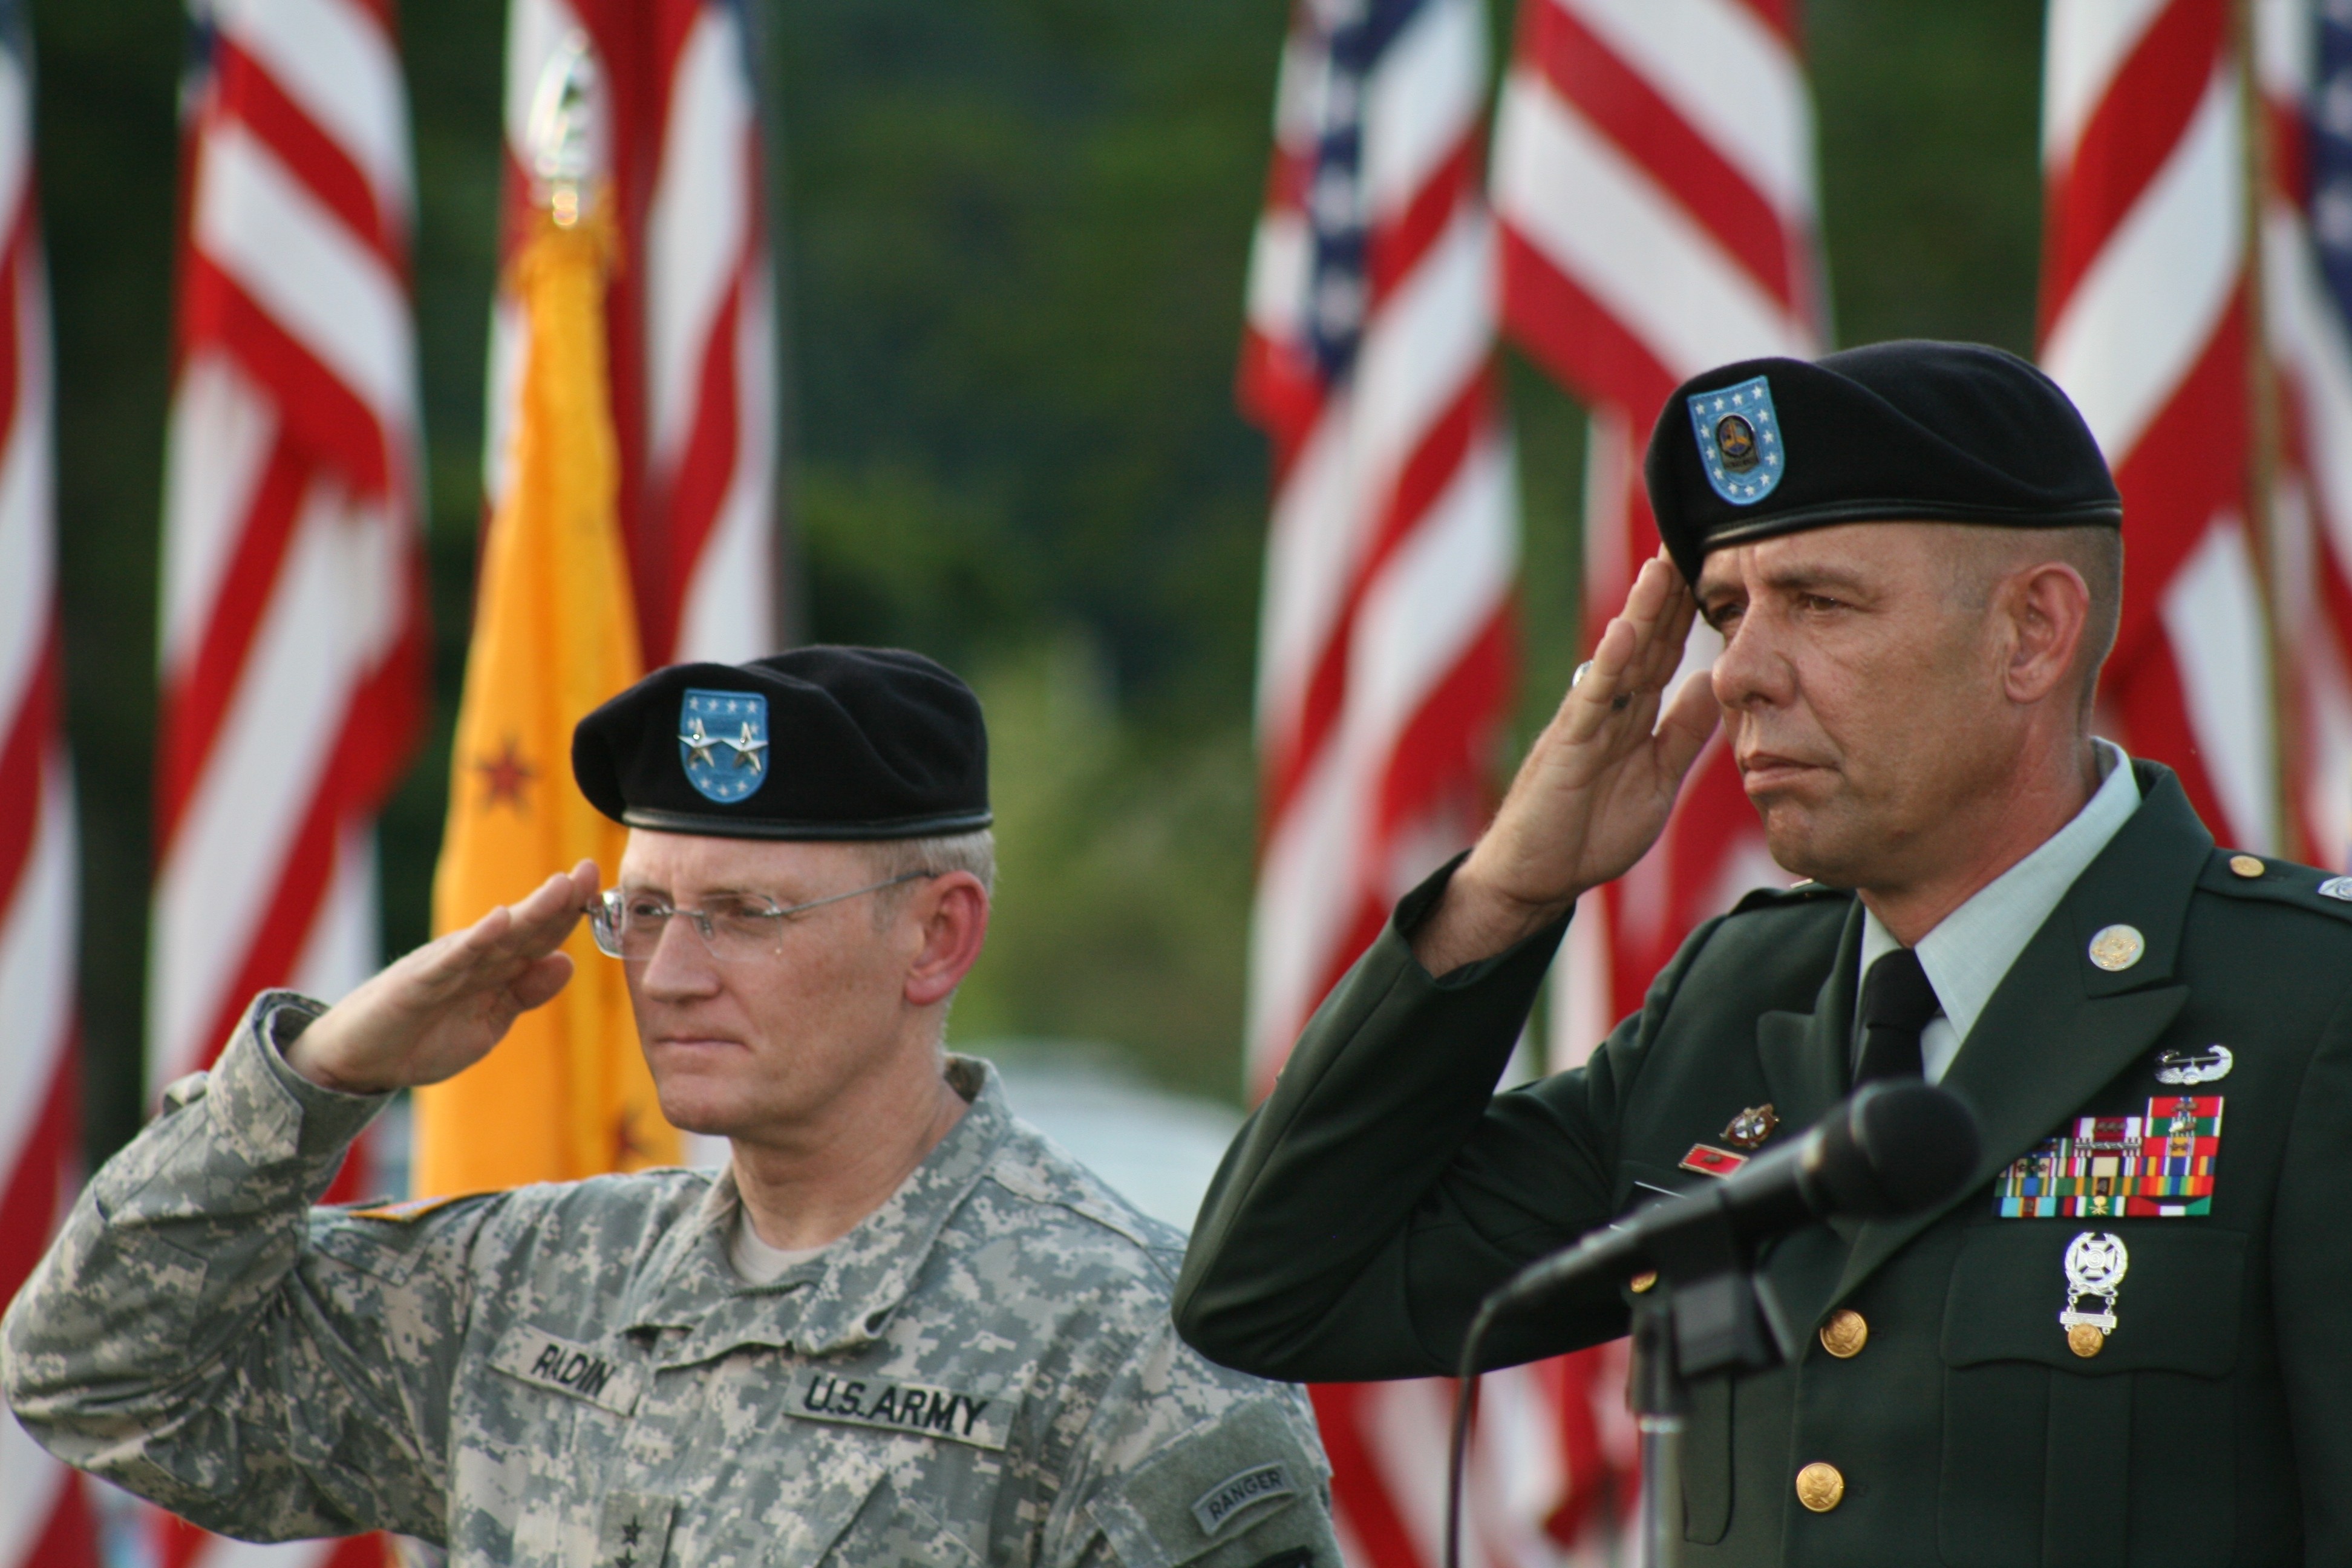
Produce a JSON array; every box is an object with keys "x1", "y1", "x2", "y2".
[
  {"x1": 572, "y1": 646, "x2": 991, "y2": 840},
  {"x1": 1642, "y1": 339, "x2": 2123, "y2": 583}
]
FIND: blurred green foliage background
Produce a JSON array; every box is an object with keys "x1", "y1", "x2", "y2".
[{"x1": 39, "y1": 0, "x2": 2045, "y2": 1163}]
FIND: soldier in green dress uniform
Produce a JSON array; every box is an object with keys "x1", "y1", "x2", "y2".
[{"x1": 1174, "y1": 342, "x2": 2352, "y2": 1567}]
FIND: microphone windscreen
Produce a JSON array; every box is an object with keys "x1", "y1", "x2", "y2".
[{"x1": 1837, "y1": 1082, "x2": 1981, "y2": 1216}]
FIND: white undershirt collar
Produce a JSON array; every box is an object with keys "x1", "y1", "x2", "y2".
[{"x1": 1856, "y1": 739, "x2": 2140, "y2": 1083}]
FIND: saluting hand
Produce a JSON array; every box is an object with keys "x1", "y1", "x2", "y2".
[
  {"x1": 281, "y1": 861, "x2": 602, "y2": 1095},
  {"x1": 1413, "y1": 552, "x2": 1720, "y2": 975}
]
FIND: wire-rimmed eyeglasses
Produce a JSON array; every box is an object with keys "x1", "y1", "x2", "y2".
[{"x1": 587, "y1": 872, "x2": 936, "y2": 963}]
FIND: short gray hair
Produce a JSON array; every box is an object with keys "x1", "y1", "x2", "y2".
[
  {"x1": 863, "y1": 829, "x2": 997, "y2": 909},
  {"x1": 861, "y1": 832, "x2": 995, "y2": 1035}
]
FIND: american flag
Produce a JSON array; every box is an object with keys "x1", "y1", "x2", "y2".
[
  {"x1": 149, "y1": 0, "x2": 427, "y2": 1137},
  {"x1": 1485, "y1": 2, "x2": 1827, "y2": 1556},
  {"x1": 2261, "y1": 0, "x2": 2352, "y2": 869},
  {"x1": 2038, "y1": 0, "x2": 2282, "y2": 855},
  {"x1": 488, "y1": 0, "x2": 780, "y2": 673},
  {"x1": 1240, "y1": 2, "x2": 1575, "y2": 1564},
  {"x1": 1491, "y1": 0, "x2": 1824, "y2": 1070},
  {"x1": 148, "y1": 0, "x2": 426, "y2": 1561},
  {"x1": 0, "y1": 7, "x2": 99, "y2": 1566}
]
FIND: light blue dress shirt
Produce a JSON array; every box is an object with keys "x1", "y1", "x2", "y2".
[{"x1": 1855, "y1": 739, "x2": 2141, "y2": 1083}]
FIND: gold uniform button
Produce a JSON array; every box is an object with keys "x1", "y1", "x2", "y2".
[
  {"x1": 1628, "y1": 1270, "x2": 1659, "y2": 1294},
  {"x1": 2066, "y1": 1322, "x2": 2106, "y2": 1359},
  {"x1": 1795, "y1": 1462, "x2": 1846, "y2": 1513},
  {"x1": 2229, "y1": 853, "x2": 2264, "y2": 878},
  {"x1": 1818, "y1": 1308, "x2": 1868, "y2": 1359}
]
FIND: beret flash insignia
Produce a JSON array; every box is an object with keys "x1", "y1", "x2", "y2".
[
  {"x1": 1688, "y1": 374, "x2": 1785, "y2": 505},
  {"x1": 678, "y1": 689, "x2": 770, "y2": 804}
]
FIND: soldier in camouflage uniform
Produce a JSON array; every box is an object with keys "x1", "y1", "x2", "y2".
[{"x1": 4, "y1": 648, "x2": 1336, "y2": 1568}]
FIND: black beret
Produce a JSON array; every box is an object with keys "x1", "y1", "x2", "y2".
[
  {"x1": 1642, "y1": 339, "x2": 2123, "y2": 583},
  {"x1": 572, "y1": 646, "x2": 991, "y2": 840}
]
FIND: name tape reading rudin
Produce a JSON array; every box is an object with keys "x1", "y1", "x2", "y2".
[{"x1": 489, "y1": 1327, "x2": 644, "y2": 1416}]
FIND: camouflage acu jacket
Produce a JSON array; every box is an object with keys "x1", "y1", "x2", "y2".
[{"x1": 2, "y1": 993, "x2": 1336, "y2": 1568}]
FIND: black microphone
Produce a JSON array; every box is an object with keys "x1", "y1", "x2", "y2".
[
  {"x1": 1484, "y1": 1080, "x2": 1981, "y2": 1319},
  {"x1": 1440, "y1": 1083, "x2": 1978, "y2": 1568}
]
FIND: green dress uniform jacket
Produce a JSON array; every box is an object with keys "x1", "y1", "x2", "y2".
[
  {"x1": 1174, "y1": 762, "x2": 2352, "y2": 1568},
  {"x1": 2, "y1": 995, "x2": 1338, "y2": 1568}
]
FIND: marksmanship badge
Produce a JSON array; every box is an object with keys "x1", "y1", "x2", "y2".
[
  {"x1": 2060, "y1": 1230, "x2": 2129, "y2": 1357},
  {"x1": 1994, "y1": 1096, "x2": 2223, "y2": 1218},
  {"x1": 678, "y1": 689, "x2": 771, "y2": 804},
  {"x1": 1687, "y1": 375, "x2": 1786, "y2": 505}
]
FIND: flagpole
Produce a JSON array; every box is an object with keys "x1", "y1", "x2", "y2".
[{"x1": 2233, "y1": 0, "x2": 2300, "y2": 864}]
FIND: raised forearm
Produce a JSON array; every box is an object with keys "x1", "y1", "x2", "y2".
[
  {"x1": 0, "y1": 993, "x2": 416, "y2": 1536},
  {"x1": 1174, "y1": 867, "x2": 1587, "y2": 1380}
]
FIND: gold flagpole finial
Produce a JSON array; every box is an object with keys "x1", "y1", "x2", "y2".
[{"x1": 527, "y1": 31, "x2": 606, "y2": 227}]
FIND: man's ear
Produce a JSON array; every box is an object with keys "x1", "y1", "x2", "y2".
[
  {"x1": 905, "y1": 873, "x2": 988, "y2": 1008},
  {"x1": 2003, "y1": 560, "x2": 2092, "y2": 706}
]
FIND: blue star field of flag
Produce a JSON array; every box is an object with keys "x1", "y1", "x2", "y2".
[
  {"x1": 1304, "y1": 0, "x2": 1427, "y2": 381},
  {"x1": 2314, "y1": 1, "x2": 2352, "y2": 323}
]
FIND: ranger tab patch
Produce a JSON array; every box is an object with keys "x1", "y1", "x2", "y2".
[
  {"x1": 1995, "y1": 1096, "x2": 2223, "y2": 1218},
  {"x1": 1191, "y1": 1462, "x2": 1299, "y2": 1537}
]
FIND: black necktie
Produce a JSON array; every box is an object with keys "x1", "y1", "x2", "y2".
[{"x1": 1857, "y1": 947, "x2": 1941, "y2": 1084}]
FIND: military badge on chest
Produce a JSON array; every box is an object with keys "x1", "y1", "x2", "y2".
[
  {"x1": 1674, "y1": 1103, "x2": 1778, "y2": 1178},
  {"x1": 2059, "y1": 1231, "x2": 2128, "y2": 1358},
  {"x1": 1994, "y1": 1095, "x2": 2224, "y2": 1218}
]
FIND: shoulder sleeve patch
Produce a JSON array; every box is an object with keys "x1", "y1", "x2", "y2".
[{"x1": 1083, "y1": 1397, "x2": 1332, "y2": 1568}]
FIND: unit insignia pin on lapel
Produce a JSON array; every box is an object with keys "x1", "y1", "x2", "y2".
[
  {"x1": 2060, "y1": 1231, "x2": 2129, "y2": 1357},
  {"x1": 1722, "y1": 1104, "x2": 1779, "y2": 1149}
]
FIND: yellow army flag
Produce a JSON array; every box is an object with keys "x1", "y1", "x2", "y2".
[{"x1": 413, "y1": 73, "x2": 676, "y2": 1194}]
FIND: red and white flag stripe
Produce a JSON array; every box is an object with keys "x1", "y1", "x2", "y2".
[
  {"x1": 644, "y1": 0, "x2": 780, "y2": 665},
  {"x1": 2252, "y1": 0, "x2": 2352, "y2": 869},
  {"x1": 150, "y1": 0, "x2": 426, "y2": 1560},
  {"x1": 0, "y1": 11, "x2": 100, "y2": 1564},
  {"x1": 1491, "y1": 0, "x2": 1821, "y2": 1077},
  {"x1": 1243, "y1": 0, "x2": 1515, "y2": 1101},
  {"x1": 488, "y1": 0, "x2": 779, "y2": 672},
  {"x1": 2039, "y1": 0, "x2": 2278, "y2": 853},
  {"x1": 149, "y1": 0, "x2": 427, "y2": 1111},
  {"x1": 1486, "y1": 7, "x2": 1826, "y2": 1557},
  {"x1": 1243, "y1": 3, "x2": 1576, "y2": 1564}
]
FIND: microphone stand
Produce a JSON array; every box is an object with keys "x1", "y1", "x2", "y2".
[
  {"x1": 1627, "y1": 1292, "x2": 1685, "y2": 1568},
  {"x1": 1445, "y1": 1200, "x2": 1794, "y2": 1568}
]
